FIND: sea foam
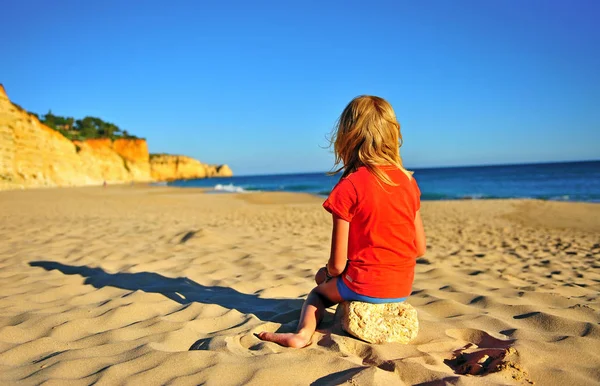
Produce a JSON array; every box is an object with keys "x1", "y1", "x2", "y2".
[{"x1": 214, "y1": 183, "x2": 249, "y2": 193}]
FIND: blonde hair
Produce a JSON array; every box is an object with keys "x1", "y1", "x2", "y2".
[{"x1": 329, "y1": 95, "x2": 410, "y2": 185}]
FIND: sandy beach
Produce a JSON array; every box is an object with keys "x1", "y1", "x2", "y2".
[{"x1": 0, "y1": 186, "x2": 598, "y2": 385}]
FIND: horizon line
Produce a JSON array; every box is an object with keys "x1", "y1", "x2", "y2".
[{"x1": 233, "y1": 158, "x2": 600, "y2": 177}]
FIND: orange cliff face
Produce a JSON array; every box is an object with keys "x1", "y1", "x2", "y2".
[
  {"x1": 0, "y1": 85, "x2": 233, "y2": 190},
  {"x1": 112, "y1": 138, "x2": 149, "y2": 163},
  {"x1": 75, "y1": 138, "x2": 152, "y2": 183}
]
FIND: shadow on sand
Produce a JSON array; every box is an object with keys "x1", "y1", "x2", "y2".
[
  {"x1": 29, "y1": 261, "x2": 304, "y2": 324},
  {"x1": 29, "y1": 261, "x2": 380, "y2": 385}
]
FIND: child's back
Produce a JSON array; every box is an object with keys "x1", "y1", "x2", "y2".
[{"x1": 324, "y1": 165, "x2": 421, "y2": 299}]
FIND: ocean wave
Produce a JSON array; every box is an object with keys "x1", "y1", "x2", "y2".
[{"x1": 213, "y1": 184, "x2": 250, "y2": 193}]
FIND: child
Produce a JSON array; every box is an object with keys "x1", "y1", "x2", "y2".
[{"x1": 258, "y1": 95, "x2": 426, "y2": 348}]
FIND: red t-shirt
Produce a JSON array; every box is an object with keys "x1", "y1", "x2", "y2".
[{"x1": 323, "y1": 166, "x2": 421, "y2": 298}]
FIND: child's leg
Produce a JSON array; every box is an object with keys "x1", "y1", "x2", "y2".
[{"x1": 257, "y1": 277, "x2": 343, "y2": 348}]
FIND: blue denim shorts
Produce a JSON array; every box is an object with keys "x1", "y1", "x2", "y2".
[{"x1": 336, "y1": 277, "x2": 407, "y2": 303}]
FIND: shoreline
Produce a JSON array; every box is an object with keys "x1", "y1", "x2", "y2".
[{"x1": 4, "y1": 181, "x2": 599, "y2": 206}]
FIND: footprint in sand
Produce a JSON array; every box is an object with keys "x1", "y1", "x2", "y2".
[
  {"x1": 444, "y1": 328, "x2": 532, "y2": 383},
  {"x1": 189, "y1": 330, "x2": 283, "y2": 356}
]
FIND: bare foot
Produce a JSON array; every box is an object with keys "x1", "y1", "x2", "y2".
[{"x1": 256, "y1": 331, "x2": 312, "y2": 348}]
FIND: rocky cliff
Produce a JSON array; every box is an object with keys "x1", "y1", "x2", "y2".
[
  {"x1": 74, "y1": 138, "x2": 152, "y2": 184},
  {"x1": 0, "y1": 85, "x2": 232, "y2": 190},
  {"x1": 149, "y1": 155, "x2": 233, "y2": 181}
]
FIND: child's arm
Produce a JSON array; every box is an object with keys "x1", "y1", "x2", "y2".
[
  {"x1": 326, "y1": 214, "x2": 349, "y2": 276},
  {"x1": 414, "y1": 210, "x2": 426, "y2": 257}
]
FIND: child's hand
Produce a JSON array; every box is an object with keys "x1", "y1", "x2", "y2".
[{"x1": 315, "y1": 267, "x2": 328, "y2": 285}]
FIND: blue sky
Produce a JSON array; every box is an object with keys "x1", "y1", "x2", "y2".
[{"x1": 2, "y1": 0, "x2": 599, "y2": 175}]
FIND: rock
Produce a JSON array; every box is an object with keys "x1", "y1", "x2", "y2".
[
  {"x1": 149, "y1": 154, "x2": 208, "y2": 181},
  {"x1": 337, "y1": 301, "x2": 419, "y2": 344},
  {"x1": 149, "y1": 154, "x2": 233, "y2": 181},
  {"x1": 112, "y1": 138, "x2": 150, "y2": 163},
  {"x1": 203, "y1": 164, "x2": 218, "y2": 178},
  {"x1": 204, "y1": 164, "x2": 234, "y2": 178},
  {"x1": 75, "y1": 139, "x2": 135, "y2": 183},
  {"x1": 215, "y1": 164, "x2": 233, "y2": 177},
  {"x1": 1, "y1": 86, "x2": 93, "y2": 188},
  {"x1": 112, "y1": 138, "x2": 152, "y2": 181}
]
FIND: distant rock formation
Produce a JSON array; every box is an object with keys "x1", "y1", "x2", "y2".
[
  {"x1": 149, "y1": 155, "x2": 233, "y2": 181},
  {"x1": 210, "y1": 164, "x2": 234, "y2": 178},
  {"x1": 0, "y1": 85, "x2": 232, "y2": 190}
]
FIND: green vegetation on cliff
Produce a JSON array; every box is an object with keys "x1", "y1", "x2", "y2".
[
  {"x1": 149, "y1": 153, "x2": 184, "y2": 159},
  {"x1": 29, "y1": 108, "x2": 140, "y2": 141}
]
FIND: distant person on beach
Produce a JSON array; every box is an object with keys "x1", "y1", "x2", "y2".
[{"x1": 258, "y1": 95, "x2": 426, "y2": 348}]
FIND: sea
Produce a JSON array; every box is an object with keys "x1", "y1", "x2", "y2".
[{"x1": 166, "y1": 160, "x2": 600, "y2": 203}]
